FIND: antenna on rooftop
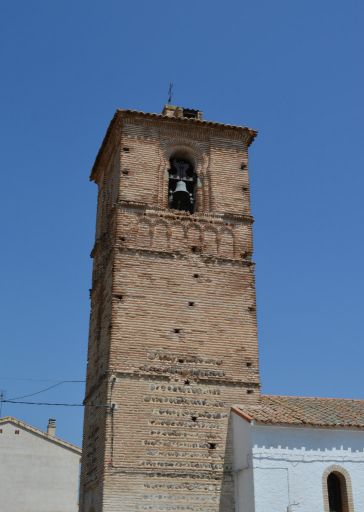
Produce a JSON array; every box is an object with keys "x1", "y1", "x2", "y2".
[{"x1": 167, "y1": 82, "x2": 174, "y2": 105}]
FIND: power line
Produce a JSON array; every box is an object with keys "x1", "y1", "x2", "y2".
[
  {"x1": 0, "y1": 377, "x2": 85, "y2": 383},
  {"x1": 7, "y1": 380, "x2": 85, "y2": 401},
  {"x1": 2, "y1": 400, "x2": 109, "y2": 408}
]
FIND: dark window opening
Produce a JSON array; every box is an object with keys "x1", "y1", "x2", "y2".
[
  {"x1": 183, "y1": 108, "x2": 199, "y2": 119},
  {"x1": 174, "y1": 328, "x2": 181, "y2": 334},
  {"x1": 328, "y1": 472, "x2": 346, "y2": 512},
  {"x1": 191, "y1": 415, "x2": 198, "y2": 422},
  {"x1": 122, "y1": 170, "x2": 129, "y2": 175},
  {"x1": 14, "y1": 430, "x2": 20, "y2": 435},
  {"x1": 168, "y1": 158, "x2": 197, "y2": 213},
  {"x1": 246, "y1": 362, "x2": 252, "y2": 367},
  {"x1": 184, "y1": 379, "x2": 190, "y2": 385},
  {"x1": 188, "y1": 301, "x2": 195, "y2": 307},
  {"x1": 247, "y1": 389, "x2": 254, "y2": 394},
  {"x1": 193, "y1": 273, "x2": 199, "y2": 279},
  {"x1": 122, "y1": 147, "x2": 130, "y2": 152},
  {"x1": 208, "y1": 442, "x2": 217, "y2": 450}
]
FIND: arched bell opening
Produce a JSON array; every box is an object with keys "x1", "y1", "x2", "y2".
[{"x1": 168, "y1": 156, "x2": 197, "y2": 213}]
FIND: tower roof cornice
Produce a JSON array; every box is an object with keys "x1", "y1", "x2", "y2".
[
  {"x1": 118, "y1": 108, "x2": 257, "y2": 138},
  {"x1": 90, "y1": 108, "x2": 257, "y2": 182}
]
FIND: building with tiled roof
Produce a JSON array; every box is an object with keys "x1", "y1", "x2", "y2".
[
  {"x1": 0, "y1": 416, "x2": 81, "y2": 512},
  {"x1": 231, "y1": 396, "x2": 364, "y2": 512}
]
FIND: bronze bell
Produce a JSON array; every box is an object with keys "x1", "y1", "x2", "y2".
[
  {"x1": 174, "y1": 180, "x2": 189, "y2": 195},
  {"x1": 172, "y1": 180, "x2": 191, "y2": 211}
]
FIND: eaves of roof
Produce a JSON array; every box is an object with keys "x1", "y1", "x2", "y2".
[
  {"x1": 232, "y1": 394, "x2": 364, "y2": 430},
  {"x1": 90, "y1": 109, "x2": 258, "y2": 182},
  {"x1": 0, "y1": 416, "x2": 81, "y2": 455}
]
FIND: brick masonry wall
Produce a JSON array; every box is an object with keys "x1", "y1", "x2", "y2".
[{"x1": 79, "y1": 111, "x2": 260, "y2": 512}]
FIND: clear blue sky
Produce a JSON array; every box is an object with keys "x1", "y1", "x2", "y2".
[{"x1": 1, "y1": 1, "x2": 363, "y2": 446}]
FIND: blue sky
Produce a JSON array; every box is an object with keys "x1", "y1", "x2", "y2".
[{"x1": 0, "y1": 1, "x2": 363, "y2": 446}]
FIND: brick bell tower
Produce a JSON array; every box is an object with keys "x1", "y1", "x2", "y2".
[{"x1": 79, "y1": 105, "x2": 260, "y2": 512}]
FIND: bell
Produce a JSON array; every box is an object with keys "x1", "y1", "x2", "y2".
[
  {"x1": 172, "y1": 180, "x2": 191, "y2": 212},
  {"x1": 173, "y1": 180, "x2": 189, "y2": 195}
]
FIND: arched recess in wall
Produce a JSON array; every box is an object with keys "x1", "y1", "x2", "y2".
[
  {"x1": 219, "y1": 228, "x2": 235, "y2": 259},
  {"x1": 153, "y1": 220, "x2": 170, "y2": 251},
  {"x1": 136, "y1": 219, "x2": 153, "y2": 249},
  {"x1": 203, "y1": 226, "x2": 218, "y2": 256},
  {"x1": 322, "y1": 465, "x2": 354, "y2": 512},
  {"x1": 159, "y1": 141, "x2": 208, "y2": 212},
  {"x1": 170, "y1": 222, "x2": 186, "y2": 252},
  {"x1": 187, "y1": 224, "x2": 202, "y2": 250}
]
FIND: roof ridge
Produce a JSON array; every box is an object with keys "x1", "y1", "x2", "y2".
[
  {"x1": 262, "y1": 394, "x2": 364, "y2": 403},
  {"x1": 0, "y1": 416, "x2": 81, "y2": 454}
]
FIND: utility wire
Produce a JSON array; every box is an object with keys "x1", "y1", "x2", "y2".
[
  {"x1": 2, "y1": 400, "x2": 109, "y2": 408},
  {"x1": 6, "y1": 380, "x2": 85, "y2": 401},
  {"x1": 0, "y1": 377, "x2": 85, "y2": 383}
]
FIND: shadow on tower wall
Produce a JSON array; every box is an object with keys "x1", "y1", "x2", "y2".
[{"x1": 219, "y1": 413, "x2": 235, "y2": 511}]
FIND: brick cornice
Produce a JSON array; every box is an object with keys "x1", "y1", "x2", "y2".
[
  {"x1": 120, "y1": 109, "x2": 257, "y2": 141},
  {"x1": 90, "y1": 108, "x2": 257, "y2": 182}
]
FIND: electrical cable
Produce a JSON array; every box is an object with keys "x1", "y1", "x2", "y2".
[
  {"x1": 6, "y1": 380, "x2": 85, "y2": 401},
  {"x1": 2, "y1": 400, "x2": 109, "y2": 407},
  {"x1": 0, "y1": 377, "x2": 85, "y2": 383}
]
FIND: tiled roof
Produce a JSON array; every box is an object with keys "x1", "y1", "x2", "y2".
[
  {"x1": 233, "y1": 395, "x2": 364, "y2": 428},
  {"x1": 0, "y1": 416, "x2": 81, "y2": 454}
]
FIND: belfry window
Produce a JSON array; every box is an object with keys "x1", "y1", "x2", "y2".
[
  {"x1": 327, "y1": 472, "x2": 348, "y2": 512},
  {"x1": 168, "y1": 157, "x2": 197, "y2": 213}
]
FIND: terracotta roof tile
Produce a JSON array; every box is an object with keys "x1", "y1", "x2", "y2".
[{"x1": 233, "y1": 395, "x2": 364, "y2": 428}]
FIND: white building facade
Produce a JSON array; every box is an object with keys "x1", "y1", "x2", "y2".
[
  {"x1": 232, "y1": 396, "x2": 364, "y2": 512},
  {"x1": 0, "y1": 416, "x2": 81, "y2": 512}
]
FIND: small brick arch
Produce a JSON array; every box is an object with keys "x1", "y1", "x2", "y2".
[
  {"x1": 136, "y1": 219, "x2": 153, "y2": 248},
  {"x1": 202, "y1": 226, "x2": 218, "y2": 256},
  {"x1": 322, "y1": 465, "x2": 354, "y2": 512},
  {"x1": 162, "y1": 141, "x2": 204, "y2": 171},
  {"x1": 153, "y1": 220, "x2": 170, "y2": 250},
  {"x1": 170, "y1": 221, "x2": 187, "y2": 251},
  {"x1": 187, "y1": 224, "x2": 202, "y2": 248},
  {"x1": 218, "y1": 228, "x2": 235, "y2": 259}
]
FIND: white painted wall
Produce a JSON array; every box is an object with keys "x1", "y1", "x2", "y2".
[
  {"x1": 232, "y1": 413, "x2": 255, "y2": 512},
  {"x1": 232, "y1": 413, "x2": 364, "y2": 512},
  {"x1": 0, "y1": 420, "x2": 81, "y2": 512}
]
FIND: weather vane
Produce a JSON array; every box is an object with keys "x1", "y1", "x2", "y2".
[{"x1": 168, "y1": 82, "x2": 174, "y2": 104}]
